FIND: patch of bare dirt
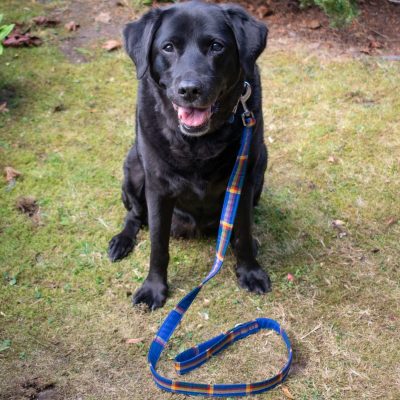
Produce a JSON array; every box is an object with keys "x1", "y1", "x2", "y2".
[
  {"x1": 45, "y1": 0, "x2": 400, "y2": 62},
  {"x1": 16, "y1": 196, "x2": 42, "y2": 225},
  {"x1": 248, "y1": 0, "x2": 400, "y2": 57},
  {"x1": 10, "y1": 378, "x2": 58, "y2": 400},
  {"x1": 51, "y1": 0, "x2": 137, "y2": 62}
]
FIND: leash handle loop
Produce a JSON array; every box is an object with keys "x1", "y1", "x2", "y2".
[{"x1": 147, "y1": 93, "x2": 292, "y2": 397}]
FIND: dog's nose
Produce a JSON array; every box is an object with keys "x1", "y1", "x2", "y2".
[{"x1": 178, "y1": 80, "x2": 202, "y2": 101}]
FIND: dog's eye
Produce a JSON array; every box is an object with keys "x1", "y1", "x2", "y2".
[
  {"x1": 210, "y1": 42, "x2": 224, "y2": 52},
  {"x1": 163, "y1": 43, "x2": 174, "y2": 53}
]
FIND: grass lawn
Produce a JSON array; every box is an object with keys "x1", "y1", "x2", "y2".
[{"x1": 1, "y1": 2, "x2": 399, "y2": 399}]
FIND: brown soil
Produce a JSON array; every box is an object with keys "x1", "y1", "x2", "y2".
[
  {"x1": 248, "y1": 0, "x2": 400, "y2": 57},
  {"x1": 51, "y1": 0, "x2": 137, "y2": 62},
  {"x1": 52, "y1": 0, "x2": 400, "y2": 63}
]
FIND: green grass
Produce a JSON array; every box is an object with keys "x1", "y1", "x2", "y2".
[{"x1": 1, "y1": 2, "x2": 400, "y2": 399}]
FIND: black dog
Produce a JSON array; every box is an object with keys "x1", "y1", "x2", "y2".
[{"x1": 109, "y1": 1, "x2": 270, "y2": 310}]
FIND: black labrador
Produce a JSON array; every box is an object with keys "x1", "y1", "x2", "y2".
[{"x1": 109, "y1": 1, "x2": 270, "y2": 310}]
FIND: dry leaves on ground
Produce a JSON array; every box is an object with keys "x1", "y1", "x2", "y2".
[
  {"x1": 16, "y1": 196, "x2": 42, "y2": 225},
  {"x1": 385, "y1": 216, "x2": 398, "y2": 228},
  {"x1": 95, "y1": 12, "x2": 111, "y2": 24},
  {"x1": 16, "y1": 196, "x2": 38, "y2": 217},
  {"x1": 32, "y1": 16, "x2": 60, "y2": 27},
  {"x1": 257, "y1": 5, "x2": 273, "y2": 19},
  {"x1": 126, "y1": 338, "x2": 144, "y2": 344},
  {"x1": 0, "y1": 102, "x2": 9, "y2": 113},
  {"x1": 3, "y1": 27, "x2": 42, "y2": 47},
  {"x1": 306, "y1": 19, "x2": 322, "y2": 29},
  {"x1": 4, "y1": 167, "x2": 21, "y2": 183},
  {"x1": 64, "y1": 21, "x2": 80, "y2": 32},
  {"x1": 332, "y1": 219, "x2": 348, "y2": 238},
  {"x1": 281, "y1": 385, "x2": 295, "y2": 399},
  {"x1": 102, "y1": 39, "x2": 121, "y2": 51},
  {"x1": 328, "y1": 155, "x2": 340, "y2": 164}
]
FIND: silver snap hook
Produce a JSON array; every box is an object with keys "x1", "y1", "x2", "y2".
[
  {"x1": 240, "y1": 81, "x2": 252, "y2": 114},
  {"x1": 240, "y1": 81, "x2": 254, "y2": 126}
]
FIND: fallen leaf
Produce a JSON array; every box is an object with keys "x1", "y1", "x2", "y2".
[
  {"x1": 257, "y1": 5, "x2": 273, "y2": 19},
  {"x1": 307, "y1": 19, "x2": 322, "y2": 29},
  {"x1": 95, "y1": 12, "x2": 111, "y2": 24},
  {"x1": 369, "y1": 40, "x2": 383, "y2": 49},
  {"x1": 332, "y1": 219, "x2": 345, "y2": 228},
  {"x1": 0, "y1": 102, "x2": 9, "y2": 113},
  {"x1": 385, "y1": 216, "x2": 398, "y2": 227},
  {"x1": 126, "y1": 338, "x2": 144, "y2": 344},
  {"x1": 102, "y1": 39, "x2": 122, "y2": 51},
  {"x1": 16, "y1": 196, "x2": 38, "y2": 217},
  {"x1": 64, "y1": 21, "x2": 80, "y2": 32},
  {"x1": 32, "y1": 16, "x2": 60, "y2": 27},
  {"x1": 332, "y1": 219, "x2": 348, "y2": 238},
  {"x1": 3, "y1": 26, "x2": 42, "y2": 47},
  {"x1": 281, "y1": 385, "x2": 295, "y2": 399},
  {"x1": 199, "y1": 311, "x2": 209, "y2": 320},
  {"x1": 4, "y1": 167, "x2": 22, "y2": 182},
  {"x1": 328, "y1": 155, "x2": 339, "y2": 164},
  {"x1": 360, "y1": 47, "x2": 371, "y2": 55}
]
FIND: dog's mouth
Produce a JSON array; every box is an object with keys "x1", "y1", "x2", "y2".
[
  {"x1": 172, "y1": 103, "x2": 214, "y2": 136},
  {"x1": 175, "y1": 105, "x2": 212, "y2": 127}
]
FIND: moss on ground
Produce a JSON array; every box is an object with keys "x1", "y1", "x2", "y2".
[{"x1": 1, "y1": 2, "x2": 399, "y2": 399}]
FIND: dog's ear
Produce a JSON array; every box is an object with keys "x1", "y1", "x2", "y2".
[
  {"x1": 123, "y1": 8, "x2": 163, "y2": 79},
  {"x1": 221, "y1": 5, "x2": 268, "y2": 76}
]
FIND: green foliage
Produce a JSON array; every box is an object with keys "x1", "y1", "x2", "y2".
[
  {"x1": 130, "y1": 0, "x2": 170, "y2": 7},
  {"x1": 0, "y1": 14, "x2": 15, "y2": 55},
  {"x1": 0, "y1": 339, "x2": 12, "y2": 352},
  {"x1": 300, "y1": 0, "x2": 359, "y2": 27}
]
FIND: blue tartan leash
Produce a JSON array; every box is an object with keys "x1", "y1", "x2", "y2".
[{"x1": 148, "y1": 82, "x2": 293, "y2": 397}]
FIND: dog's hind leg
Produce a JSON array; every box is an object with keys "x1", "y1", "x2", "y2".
[{"x1": 108, "y1": 145, "x2": 146, "y2": 262}]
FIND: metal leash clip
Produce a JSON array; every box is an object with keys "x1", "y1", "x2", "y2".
[{"x1": 240, "y1": 81, "x2": 255, "y2": 126}]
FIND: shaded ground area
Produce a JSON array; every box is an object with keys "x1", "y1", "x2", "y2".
[
  {"x1": 45, "y1": 0, "x2": 400, "y2": 62},
  {"x1": 244, "y1": 0, "x2": 400, "y2": 56},
  {"x1": 1, "y1": 1, "x2": 400, "y2": 399}
]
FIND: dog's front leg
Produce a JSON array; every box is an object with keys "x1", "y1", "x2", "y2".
[
  {"x1": 232, "y1": 184, "x2": 271, "y2": 294},
  {"x1": 132, "y1": 187, "x2": 175, "y2": 310}
]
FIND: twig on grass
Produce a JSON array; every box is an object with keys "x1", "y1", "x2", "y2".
[{"x1": 300, "y1": 323, "x2": 322, "y2": 340}]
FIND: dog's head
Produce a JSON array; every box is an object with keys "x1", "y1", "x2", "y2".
[{"x1": 123, "y1": 1, "x2": 267, "y2": 137}]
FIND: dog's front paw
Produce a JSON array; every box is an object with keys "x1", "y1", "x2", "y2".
[
  {"x1": 236, "y1": 263, "x2": 271, "y2": 294},
  {"x1": 108, "y1": 233, "x2": 135, "y2": 262},
  {"x1": 132, "y1": 278, "x2": 168, "y2": 311}
]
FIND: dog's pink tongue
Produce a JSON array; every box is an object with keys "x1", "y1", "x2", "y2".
[{"x1": 177, "y1": 106, "x2": 211, "y2": 127}]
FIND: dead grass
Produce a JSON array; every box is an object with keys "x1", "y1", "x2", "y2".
[{"x1": 1, "y1": 1, "x2": 400, "y2": 399}]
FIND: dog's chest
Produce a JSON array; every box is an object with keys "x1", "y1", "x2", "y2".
[{"x1": 161, "y1": 157, "x2": 231, "y2": 201}]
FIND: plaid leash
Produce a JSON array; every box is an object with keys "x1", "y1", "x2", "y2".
[{"x1": 148, "y1": 84, "x2": 293, "y2": 397}]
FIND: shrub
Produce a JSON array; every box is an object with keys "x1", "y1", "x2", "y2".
[
  {"x1": 300, "y1": 0, "x2": 359, "y2": 27},
  {"x1": 0, "y1": 14, "x2": 15, "y2": 55}
]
